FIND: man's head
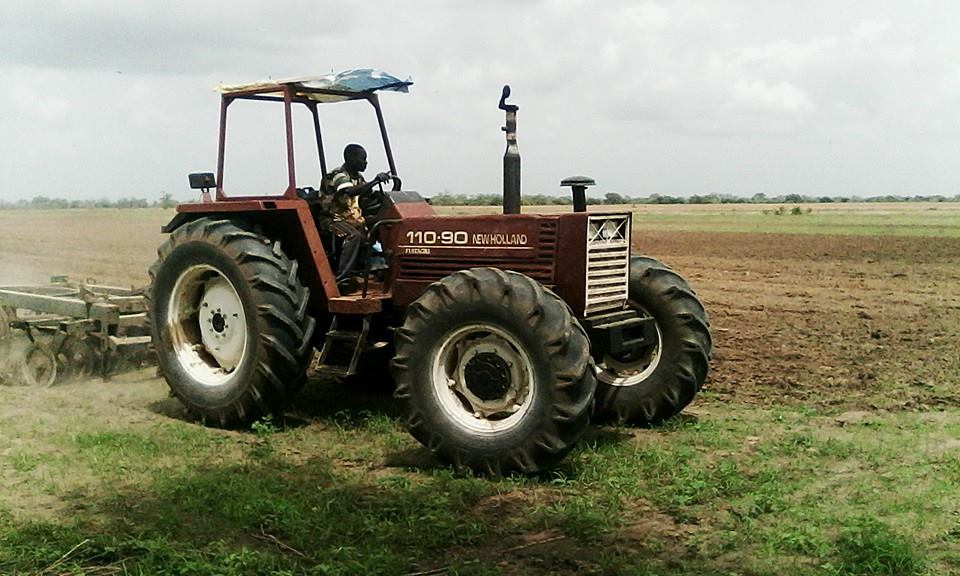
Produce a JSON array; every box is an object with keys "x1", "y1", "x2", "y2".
[{"x1": 343, "y1": 144, "x2": 368, "y2": 174}]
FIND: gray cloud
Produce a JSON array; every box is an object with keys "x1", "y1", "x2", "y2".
[{"x1": 1, "y1": 0, "x2": 958, "y2": 202}]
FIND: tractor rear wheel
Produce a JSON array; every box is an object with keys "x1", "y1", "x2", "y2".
[
  {"x1": 391, "y1": 268, "x2": 596, "y2": 475},
  {"x1": 593, "y1": 256, "x2": 711, "y2": 425},
  {"x1": 147, "y1": 217, "x2": 316, "y2": 427}
]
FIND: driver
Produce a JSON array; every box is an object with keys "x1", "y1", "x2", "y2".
[{"x1": 322, "y1": 144, "x2": 392, "y2": 283}]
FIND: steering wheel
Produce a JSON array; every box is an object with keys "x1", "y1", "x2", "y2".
[
  {"x1": 389, "y1": 175, "x2": 402, "y2": 192},
  {"x1": 296, "y1": 186, "x2": 319, "y2": 200}
]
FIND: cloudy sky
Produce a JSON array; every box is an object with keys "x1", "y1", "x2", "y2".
[{"x1": 1, "y1": 1, "x2": 958, "y2": 202}]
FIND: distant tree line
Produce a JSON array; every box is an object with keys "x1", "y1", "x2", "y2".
[
  {"x1": 2, "y1": 191, "x2": 958, "y2": 210},
  {"x1": 0, "y1": 193, "x2": 178, "y2": 210},
  {"x1": 428, "y1": 192, "x2": 960, "y2": 206}
]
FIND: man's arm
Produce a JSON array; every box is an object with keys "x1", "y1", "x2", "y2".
[{"x1": 334, "y1": 172, "x2": 392, "y2": 198}]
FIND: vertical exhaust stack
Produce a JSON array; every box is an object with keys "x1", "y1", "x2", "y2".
[{"x1": 499, "y1": 85, "x2": 521, "y2": 214}]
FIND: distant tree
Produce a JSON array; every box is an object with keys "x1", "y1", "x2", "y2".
[
  {"x1": 689, "y1": 194, "x2": 721, "y2": 204},
  {"x1": 654, "y1": 195, "x2": 685, "y2": 204},
  {"x1": 604, "y1": 192, "x2": 628, "y2": 205},
  {"x1": 157, "y1": 192, "x2": 178, "y2": 209}
]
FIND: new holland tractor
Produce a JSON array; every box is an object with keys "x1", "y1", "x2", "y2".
[{"x1": 148, "y1": 70, "x2": 711, "y2": 474}]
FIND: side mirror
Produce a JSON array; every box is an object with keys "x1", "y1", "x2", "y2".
[{"x1": 188, "y1": 172, "x2": 216, "y2": 190}]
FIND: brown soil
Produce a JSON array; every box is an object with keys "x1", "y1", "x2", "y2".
[
  {"x1": 636, "y1": 230, "x2": 960, "y2": 410},
  {"x1": 1, "y1": 209, "x2": 957, "y2": 412}
]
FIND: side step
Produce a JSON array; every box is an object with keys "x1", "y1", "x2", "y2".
[{"x1": 312, "y1": 315, "x2": 371, "y2": 378}]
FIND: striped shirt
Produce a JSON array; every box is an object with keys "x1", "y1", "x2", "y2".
[{"x1": 323, "y1": 165, "x2": 366, "y2": 229}]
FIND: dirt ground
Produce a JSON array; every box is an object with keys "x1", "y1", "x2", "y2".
[
  {"x1": 637, "y1": 229, "x2": 960, "y2": 410},
  {"x1": 1, "y1": 207, "x2": 958, "y2": 413}
]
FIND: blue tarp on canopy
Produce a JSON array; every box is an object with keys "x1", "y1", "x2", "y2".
[
  {"x1": 219, "y1": 69, "x2": 413, "y2": 102},
  {"x1": 300, "y1": 68, "x2": 413, "y2": 94}
]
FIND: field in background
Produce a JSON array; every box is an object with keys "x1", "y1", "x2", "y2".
[
  {"x1": 444, "y1": 201, "x2": 960, "y2": 237},
  {"x1": 1, "y1": 204, "x2": 958, "y2": 575}
]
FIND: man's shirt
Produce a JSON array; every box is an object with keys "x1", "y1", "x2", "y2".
[{"x1": 323, "y1": 164, "x2": 366, "y2": 230}]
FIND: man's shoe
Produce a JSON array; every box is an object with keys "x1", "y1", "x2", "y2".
[{"x1": 336, "y1": 276, "x2": 359, "y2": 293}]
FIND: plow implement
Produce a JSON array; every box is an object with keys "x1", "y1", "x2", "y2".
[{"x1": 0, "y1": 277, "x2": 153, "y2": 387}]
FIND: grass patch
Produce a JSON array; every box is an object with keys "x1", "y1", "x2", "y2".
[
  {"x1": 1, "y1": 397, "x2": 958, "y2": 574},
  {"x1": 828, "y1": 516, "x2": 926, "y2": 576}
]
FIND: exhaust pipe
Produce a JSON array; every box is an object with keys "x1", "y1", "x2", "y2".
[
  {"x1": 499, "y1": 85, "x2": 520, "y2": 214},
  {"x1": 561, "y1": 176, "x2": 596, "y2": 213}
]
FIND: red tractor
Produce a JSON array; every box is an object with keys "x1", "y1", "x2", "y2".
[{"x1": 148, "y1": 70, "x2": 711, "y2": 474}]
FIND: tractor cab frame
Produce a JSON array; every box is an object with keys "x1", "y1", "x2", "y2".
[{"x1": 168, "y1": 70, "x2": 421, "y2": 315}]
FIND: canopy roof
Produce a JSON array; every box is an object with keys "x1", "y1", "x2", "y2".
[{"x1": 218, "y1": 68, "x2": 413, "y2": 103}]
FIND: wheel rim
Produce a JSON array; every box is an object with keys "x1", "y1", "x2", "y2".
[
  {"x1": 597, "y1": 307, "x2": 663, "y2": 387},
  {"x1": 431, "y1": 323, "x2": 534, "y2": 436},
  {"x1": 167, "y1": 265, "x2": 248, "y2": 387}
]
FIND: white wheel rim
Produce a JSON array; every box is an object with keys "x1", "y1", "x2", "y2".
[
  {"x1": 167, "y1": 265, "x2": 247, "y2": 387},
  {"x1": 431, "y1": 323, "x2": 535, "y2": 436},
  {"x1": 597, "y1": 310, "x2": 663, "y2": 387}
]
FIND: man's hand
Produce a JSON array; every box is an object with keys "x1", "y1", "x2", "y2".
[{"x1": 375, "y1": 172, "x2": 393, "y2": 185}]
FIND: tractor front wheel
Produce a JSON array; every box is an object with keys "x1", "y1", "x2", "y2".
[
  {"x1": 391, "y1": 268, "x2": 596, "y2": 475},
  {"x1": 148, "y1": 218, "x2": 315, "y2": 427},
  {"x1": 593, "y1": 257, "x2": 712, "y2": 425}
]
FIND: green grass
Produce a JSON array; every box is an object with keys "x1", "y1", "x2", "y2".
[{"x1": 6, "y1": 399, "x2": 957, "y2": 575}]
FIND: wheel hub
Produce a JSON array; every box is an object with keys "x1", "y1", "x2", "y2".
[
  {"x1": 463, "y1": 352, "x2": 511, "y2": 401},
  {"x1": 432, "y1": 326, "x2": 534, "y2": 434},
  {"x1": 197, "y1": 278, "x2": 245, "y2": 371},
  {"x1": 167, "y1": 266, "x2": 248, "y2": 386}
]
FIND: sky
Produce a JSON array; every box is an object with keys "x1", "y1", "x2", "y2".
[{"x1": 1, "y1": 0, "x2": 958, "y2": 202}]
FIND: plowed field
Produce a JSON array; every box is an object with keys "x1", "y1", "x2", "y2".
[{"x1": 2, "y1": 205, "x2": 957, "y2": 410}]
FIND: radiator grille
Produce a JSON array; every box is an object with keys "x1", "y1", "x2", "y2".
[{"x1": 585, "y1": 214, "x2": 630, "y2": 315}]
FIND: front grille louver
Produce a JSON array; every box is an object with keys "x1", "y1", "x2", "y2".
[{"x1": 585, "y1": 214, "x2": 630, "y2": 315}]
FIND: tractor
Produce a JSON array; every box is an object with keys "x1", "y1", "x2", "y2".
[{"x1": 148, "y1": 69, "x2": 712, "y2": 474}]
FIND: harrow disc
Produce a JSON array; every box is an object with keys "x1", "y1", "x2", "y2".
[
  {"x1": 20, "y1": 343, "x2": 58, "y2": 387},
  {"x1": 0, "y1": 307, "x2": 12, "y2": 340},
  {"x1": 56, "y1": 336, "x2": 99, "y2": 382}
]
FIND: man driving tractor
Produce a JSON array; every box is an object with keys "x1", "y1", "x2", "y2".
[{"x1": 321, "y1": 143, "x2": 393, "y2": 285}]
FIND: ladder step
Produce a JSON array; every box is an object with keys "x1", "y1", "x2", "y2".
[
  {"x1": 315, "y1": 314, "x2": 372, "y2": 378},
  {"x1": 312, "y1": 365, "x2": 352, "y2": 378},
  {"x1": 591, "y1": 317, "x2": 650, "y2": 332},
  {"x1": 326, "y1": 330, "x2": 363, "y2": 342}
]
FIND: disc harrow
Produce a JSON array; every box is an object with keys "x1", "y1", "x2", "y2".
[{"x1": 0, "y1": 277, "x2": 153, "y2": 386}]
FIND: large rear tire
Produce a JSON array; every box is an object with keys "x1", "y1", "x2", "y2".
[
  {"x1": 391, "y1": 268, "x2": 595, "y2": 475},
  {"x1": 593, "y1": 257, "x2": 711, "y2": 424},
  {"x1": 147, "y1": 218, "x2": 316, "y2": 427}
]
